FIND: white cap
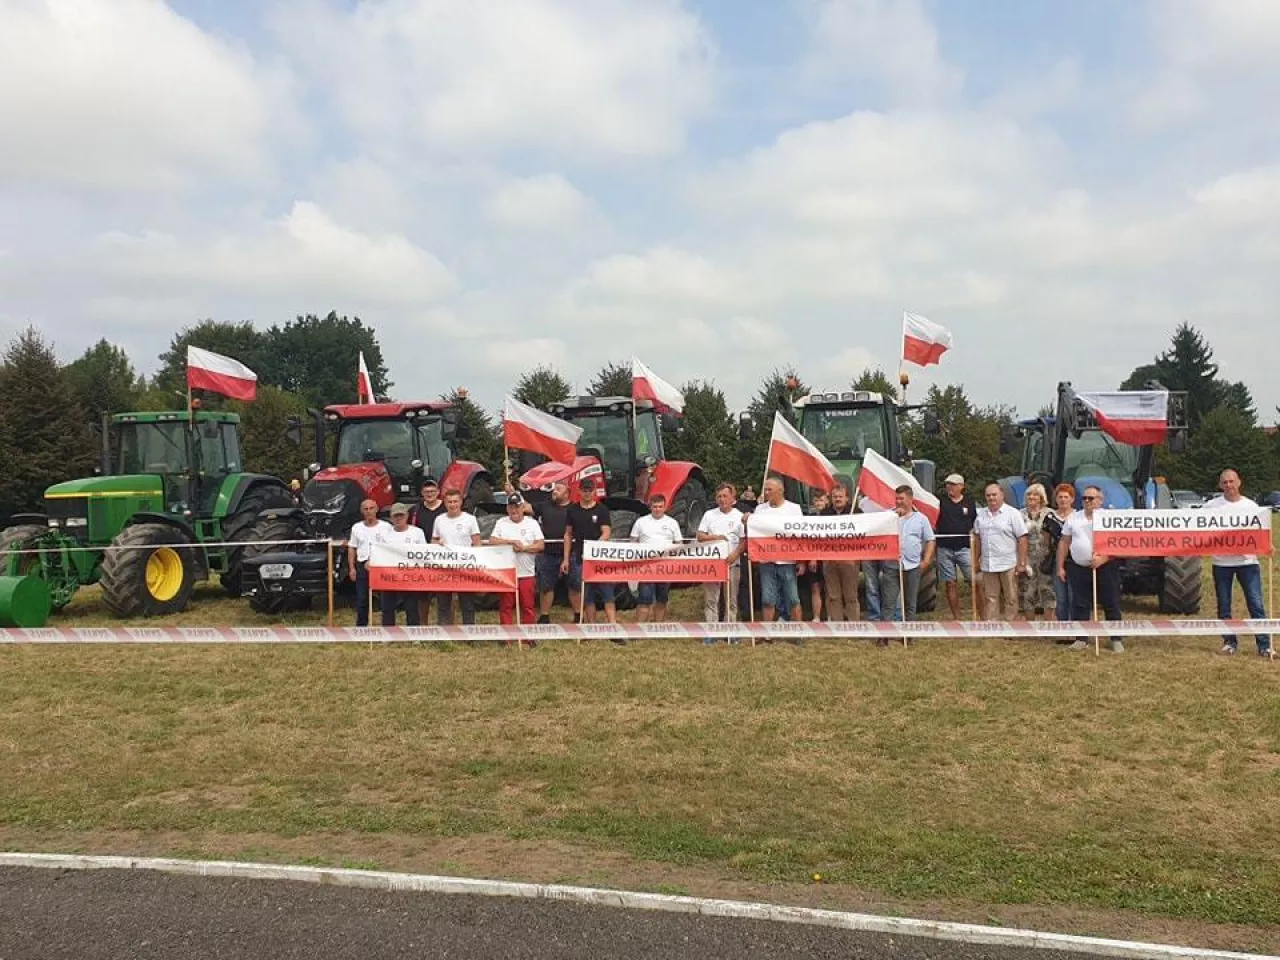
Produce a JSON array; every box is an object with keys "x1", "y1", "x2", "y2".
[{"x1": 944, "y1": 473, "x2": 964, "y2": 485}]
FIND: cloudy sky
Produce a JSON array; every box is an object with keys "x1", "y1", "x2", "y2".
[{"x1": 2, "y1": 0, "x2": 1278, "y2": 421}]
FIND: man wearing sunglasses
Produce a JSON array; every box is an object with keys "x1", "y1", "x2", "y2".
[{"x1": 1056, "y1": 486, "x2": 1124, "y2": 652}]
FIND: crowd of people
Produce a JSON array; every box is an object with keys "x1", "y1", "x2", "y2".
[{"x1": 344, "y1": 468, "x2": 1272, "y2": 657}]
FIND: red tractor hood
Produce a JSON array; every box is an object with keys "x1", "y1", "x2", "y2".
[
  {"x1": 310, "y1": 462, "x2": 395, "y2": 506},
  {"x1": 519, "y1": 456, "x2": 603, "y2": 492}
]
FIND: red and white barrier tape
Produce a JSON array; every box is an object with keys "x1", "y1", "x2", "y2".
[{"x1": 0, "y1": 619, "x2": 1276, "y2": 645}]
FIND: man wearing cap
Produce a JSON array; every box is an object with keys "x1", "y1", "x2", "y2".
[
  {"x1": 566, "y1": 479, "x2": 617, "y2": 625},
  {"x1": 347, "y1": 499, "x2": 391, "y2": 627},
  {"x1": 935, "y1": 473, "x2": 982, "y2": 619},
  {"x1": 488, "y1": 492, "x2": 544, "y2": 627},
  {"x1": 380, "y1": 503, "x2": 427, "y2": 626},
  {"x1": 411, "y1": 478, "x2": 448, "y2": 624}
]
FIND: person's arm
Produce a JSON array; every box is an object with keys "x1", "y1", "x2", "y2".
[
  {"x1": 347, "y1": 534, "x2": 359, "y2": 581},
  {"x1": 601, "y1": 522, "x2": 613, "y2": 541},
  {"x1": 1016, "y1": 533, "x2": 1029, "y2": 572},
  {"x1": 1056, "y1": 528, "x2": 1070, "y2": 581},
  {"x1": 971, "y1": 528, "x2": 982, "y2": 572},
  {"x1": 526, "y1": 530, "x2": 545, "y2": 555},
  {"x1": 561, "y1": 522, "x2": 573, "y2": 573}
]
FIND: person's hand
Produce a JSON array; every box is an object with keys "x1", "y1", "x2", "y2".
[
  {"x1": 348, "y1": 566, "x2": 357, "y2": 582},
  {"x1": 1091, "y1": 554, "x2": 1108, "y2": 568},
  {"x1": 503, "y1": 481, "x2": 515, "y2": 495},
  {"x1": 560, "y1": 559, "x2": 569, "y2": 575},
  {"x1": 1057, "y1": 566, "x2": 1066, "y2": 582}
]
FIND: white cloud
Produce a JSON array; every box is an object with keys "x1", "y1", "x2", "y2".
[
  {"x1": 799, "y1": 0, "x2": 962, "y2": 105},
  {"x1": 0, "y1": 0, "x2": 292, "y2": 193},
  {"x1": 281, "y1": 0, "x2": 715, "y2": 161},
  {"x1": 484, "y1": 175, "x2": 593, "y2": 229}
]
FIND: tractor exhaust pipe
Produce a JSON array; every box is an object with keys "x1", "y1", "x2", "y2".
[{"x1": 100, "y1": 413, "x2": 111, "y2": 475}]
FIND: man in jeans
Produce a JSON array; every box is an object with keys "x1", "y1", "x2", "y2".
[
  {"x1": 1056, "y1": 485, "x2": 1124, "y2": 653},
  {"x1": 631, "y1": 493, "x2": 683, "y2": 622},
  {"x1": 696, "y1": 482, "x2": 745, "y2": 623},
  {"x1": 935, "y1": 473, "x2": 981, "y2": 618},
  {"x1": 1204, "y1": 468, "x2": 1271, "y2": 657},
  {"x1": 972, "y1": 482, "x2": 1028, "y2": 620},
  {"x1": 866, "y1": 485, "x2": 936, "y2": 638},
  {"x1": 750, "y1": 477, "x2": 802, "y2": 622},
  {"x1": 432, "y1": 488, "x2": 482, "y2": 625},
  {"x1": 821, "y1": 483, "x2": 859, "y2": 621}
]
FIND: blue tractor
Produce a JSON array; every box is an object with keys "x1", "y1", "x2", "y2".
[{"x1": 1000, "y1": 381, "x2": 1200, "y2": 614}]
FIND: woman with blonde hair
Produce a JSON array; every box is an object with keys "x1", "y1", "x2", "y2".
[{"x1": 1018, "y1": 483, "x2": 1056, "y2": 620}]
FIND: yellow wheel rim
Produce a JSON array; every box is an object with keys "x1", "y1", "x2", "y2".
[{"x1": 145, "y1": 547, "x2": 184, "y2": 602}]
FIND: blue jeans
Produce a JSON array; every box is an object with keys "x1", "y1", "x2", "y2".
[
  {"x1": 1212, "y1": 564, "x2": 1270, "y2": 652},
  {"x1": 1052, "y1": 575, "x2": 1071, "y2": 621},
  {"x1": 863, "y1": 560, "x2": 903, "y2": 621}
]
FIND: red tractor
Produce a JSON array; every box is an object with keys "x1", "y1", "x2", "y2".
[
  {"x1": 241, "y1": 401, "x2": 495, "y2": 613},
  {"x1": 515, "y1": 396, "x2": 709, "y2": 542}
]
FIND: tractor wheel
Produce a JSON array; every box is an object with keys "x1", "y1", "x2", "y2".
[
  {"x1": 607, "y1": 510, "x2": 639, "y2": 612},
  {"x1": 1159, "y1": 554, "x2": 1202, "y2": 615},
  {"x1": 917, "y1": 562, "x2": 938, "y2": 614},
  {"x1": 250, "y1": 591, "x2": 313, "y2": 616},
  {"x1": 0, "y1": 524, "x2": 48, "y2": 579},
  {"x1": 241, "y1": 515, "x2": 315, "y2": 616},
  {"x1": 100, "y1": 524, "x2": 197, "y2": 617},
  {"x1": 220, "y1": 484, "x2": 298, "y2": 596},
  {"x1": 669, "y1": 478, "x2": 709, "y2": 539}
]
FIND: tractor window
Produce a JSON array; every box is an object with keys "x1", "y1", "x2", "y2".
[
  {"x1": 799, "y1": 407, "x2": 887, "y2": 460},
  {"x1": 1062, "y1": 431, "x2": 1139, "y2": 484},
  {"x1": 335, "y1": 421, "x2": 416, "y2": 479},
  {"x1": 1020, "y1": 430, "x2": 1045, "y2": 474},
  {"x1": 198, "y1": 423, "x2": 233, "y2": 475},
  {"x1": 221, "y1": 424, "x2": 242, "y2": 472},
  {"x1": 416, "y1": 420, "x2": 452, "y2": 477},
  {"x1": 572, "y1": 411, "x2": 633, "y2": 480},
  {"x1": 634, "y1": 412, "x2": 661, "y2": 461},
  {"x1": 117, "y1": 423, "x2": 189, "y2": 475}
]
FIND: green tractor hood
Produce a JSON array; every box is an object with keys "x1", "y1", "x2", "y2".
[{"x1": 45, "y1": 475, "x2": 165, "y2": 500}]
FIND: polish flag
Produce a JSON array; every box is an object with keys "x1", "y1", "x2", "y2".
[
  {"x1": 502, "y1": 397, "x2": 584, "y2": 465},
  {"x1": 186, "y1": 346, "x2": 257, "y2": 401},
  {"x1": 767, "y1": 413, "x2": 837, "y2": 492},
  {"x1": 357, "y1": 351, "x2": 374, "y2": 404},
  {"x1": 858, "y1": 448, "x2": 940, "y2": 525},
  {"x1": 632, "y1": 358, "x2": 684, "y2": 415},
  {"x1": 902, "y1": 312, "x2": 952, "y2": 367},
  {"x1": 1076, "y1": 391, "x2": 1169, "y2": 446}
]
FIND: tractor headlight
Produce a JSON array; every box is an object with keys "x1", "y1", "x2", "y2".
[
  {"x1": 47, "y1": 518, "x2": 59, "y2": 528},
  {"x1": 65, "y1": 517, "x2": 88, "y2": 528}
]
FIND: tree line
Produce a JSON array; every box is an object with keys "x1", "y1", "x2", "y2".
[{"x1": 1, "y1": 318, "x2": 1277, "y2": 522}]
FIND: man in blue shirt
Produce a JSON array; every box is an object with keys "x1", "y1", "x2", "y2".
[{"x1": 869, "y1": 484, "x2": 937, "y2": 640}]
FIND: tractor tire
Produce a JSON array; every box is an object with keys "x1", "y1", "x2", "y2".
[
  {"x1": 241, "y1": 514, "x2": 316, "y2": 616},
  {"x1": 606, "y1": 510, "x2": 639, "y2": 612},
  {"x1": 100, "y1": 523, "x2": 197, "y2": 618},
  {"x1": 0, "y1": 524, "x2": 48, "y2": 579},
  {"x1": 670, "y1": 478, "x2": 709, "y2": 540},
  {"x1": 917, "y1": 562, "x2": 938, "y2": 614},
  {"x1": 1159, "y1": 554, "x2": 1202, "y2": 615},
  {"x1": 220, "y1": 484, "x2": 298, "y2": 596}
]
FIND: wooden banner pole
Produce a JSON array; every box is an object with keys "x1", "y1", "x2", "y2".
[
  {"x1": 969, "y1": 533, "x2": 978, "y2": 621},
  {"x1": 1092, "y1": 565, "x2": 1100, "y2": 657},
  {"x1": 326, "y1": 540, "x2": 335, "y2": 628},
  {"x1": 898, "y1": 563, "x2": 908, "y2": 646}
]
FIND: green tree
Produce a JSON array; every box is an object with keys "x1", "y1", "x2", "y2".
[
  {"x1": 851, "y1": 367, "x2": 900, "y2": 396},
  {"x1": 446, "y1": 388, "x2": 501, "y2": 480},
  {"x1": 513, "y1": 365, "x2": 571, "y2": 410},
  {"x1": 262, "y1": 311, "x2": 391, "y2": 407},
  {"x1": 1179, "y1": 406, "x2": 1276, "y2": 492},
  {"x1": 737, "y1": 368, "x2": 807, "y2": 491},
  {"x1": 226, "y1": 385, "x2": 312, "y2": 481},
  {"x1": 155, "y1": 320, "x2": 268, "y2": 395},
  {"x1": 1123, "y1": 323, "x2": 1225, "y2": 431},
  {"x1": 0, "y1": 329, "x2": 97, "y2": 517},
  {"x1": 588, "y1": 361, "x2": 631, "y2": 397},
  {"x1": 902, "y1": 384, "x2": 1016, "y2": 492},
  {"x1": 1220, "y1": 380, "x2": 1257, "y2": 426},
  {"x1": 663, "y1": 381, "x2": 737, "y2": 486},
  {"x1": 64, "y1": 339, "x2": 144, "y2": 423}
]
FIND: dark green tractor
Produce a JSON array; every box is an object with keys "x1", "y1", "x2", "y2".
[{"x1": 0, "y1": 410, "x2": 294, "y2": 617}]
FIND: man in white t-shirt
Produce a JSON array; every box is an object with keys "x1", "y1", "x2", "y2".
[
  {"x1": 489, "y1": 492, "x2": 544, "y2": 628},
  {"x1": 750, "y1": 478, "x2": 803, "y2": 623},
  {"x1": 972, "y1": 483, "x2": 1028, "y2": 620},
  {"x1": 1203, "y1": 468, "x2": 1270, "y2": 656},
  {"x1": 696, "y1": 482, "x2": 745, "y2": 624},
  {"x1": 1055, "y1": 484, "x2": 1124, "y2": 653},
  {"x1": 433, "y1": 488, "x2": 482, "y2": 625},
  {"x1": 631, "y1": 493, "x2": 684, "y2": 622},
  {"x1": 347, "y1": 499, "x2": 391, "y2": 627},
  {"x1": 380, "y1": 502, "x2": 427, "y2": 627}
]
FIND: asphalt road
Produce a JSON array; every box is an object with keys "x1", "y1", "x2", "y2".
[{"x1": 0, "y1": 866, "x2": 1167, "y2": 960}]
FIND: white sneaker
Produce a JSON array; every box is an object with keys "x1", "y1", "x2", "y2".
[
  {"x1": 1220, "y1": 643, "x2": 1237, "y2": 656},
  {"x1": 1109, "y1": 639, "x2": 1125, "y2": 654},
  {"x1": 1068, "y1": 639, "x2": 1088, "y2": 651}
]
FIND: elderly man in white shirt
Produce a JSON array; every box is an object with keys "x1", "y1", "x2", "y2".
[
  {"x1": 696, "y1": 482, "x2": 745, "y2": 624},
  {"x1": 972, "y1": 483, "x2": 1028, "y2": 620},
  {"x1": 380, "y1": 502, "x2": 427, "y2": 626},
  {"x1": 347, "y1": 498, "x2": 391, "y2": 627}
]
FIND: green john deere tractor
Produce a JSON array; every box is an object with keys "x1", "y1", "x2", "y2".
[{"x1": 0, "y1": 410, "x2": 294, "y2": 617}]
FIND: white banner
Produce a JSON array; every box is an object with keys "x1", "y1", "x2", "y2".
[
  {"x1": 368, "y1": 542, "x2": 517, "y2": 592},
  {"x1": 746, "y1": 511, "x2": 899, "y2": 562}
]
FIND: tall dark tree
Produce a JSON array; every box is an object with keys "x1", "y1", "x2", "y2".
[
  {"x1": 63, "y1": 339, "x2": 143, "y2": 422},
  {"x1": 226, "y1": 385, "x2": 312, "y2": 481},
  {"x1": 1220, "y1": 380, "x2": 1258, "y2": 426},
  {"x1": 0, "y1": 329, "x2": 97, "y2": 517},
  {"x1": 262, "y1": 312, "x2": 391, "y2": 407},
  {"x1": 851, "y1": 367, "x2": 900, "y2": 397},
  {"x1": 513, "y1": 365, "x2": 572, "y2": 410},
  {"x1": 588, "y1": 361, "x2": 631, "y2": 397},
  {"x1": 155, "y1": 320, "x2": 268, "y2": 395},
  {"x1": 445, "y1": 388, "x2": 501, "y2": 479},
  {"x1": 1178, "y1": 406, "x2": 1276, "y2": 492},
  {"x1": 737, "y1": 368, "x2": 808, "y2": 491},
  {"x1": 663, "y1": 381, "x2": 737, "y2": 487}
]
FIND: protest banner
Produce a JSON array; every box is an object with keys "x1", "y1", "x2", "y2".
[
  {"x1": 581, "y1": 540, "x2": 731, "y2": 583},
  {"x1": 1093, "y1": 508, "x2": 1272, "y2": 557},
  {"x1": 368, "y1": 542, "x2": 518, "y2": 593},
  {"x1": 745, "y1": 511, "x2": 899, "y2": 563}
]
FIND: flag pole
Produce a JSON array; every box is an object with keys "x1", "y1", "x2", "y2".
[
  {"x1": 969, "y1": 533, "x2": 978, "y2": 621},
  {"x1": 326, "y1": 540, "x2": 335, "y2": 628},
  {"x1": 898, "y1": 562, "x2": 907, "y2": 647},
  {"x1": 1092, "y1": 565, "x2": 1100, "y2": 657}
]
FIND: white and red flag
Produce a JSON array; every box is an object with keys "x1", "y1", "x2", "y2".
[
  {"x1": 746, "y1": 511, "x2": 899, "y2": 563},
  {"x1": 357, "y1": 351, "x2": 374, "y2": 404},
  {"x1": 186, "y1": 346, "x2": 257, "y2": 401},
  {"x1": 502, "y1": 396, "x2": 584, "y2": 465},
  {"x1": 902, "y1": 311, "x2": 952, "y2": 367},
  {"x1": 369, "y1": 542, "x2": 517, "y2": 593},
  {"x1": 1076, "y1": 391, "x2": 1169, "y2": 446},
  {"x1": 631, "y1": 358, "x2": 684, "y2": 415},
  {"x1": 767, "y1": 412, "x2": 837, "y2": 492},
  {"x1": 858, "y1": 448, "x2": 940, "y2": 525}
]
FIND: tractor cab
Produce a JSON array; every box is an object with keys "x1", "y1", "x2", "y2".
[{"x1": 113, "y1": 412, "x2": 244, "y2": 515}]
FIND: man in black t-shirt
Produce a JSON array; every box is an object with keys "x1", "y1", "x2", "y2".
[
  {"x1": 410, "y1": 477, "x2": 448, "y2": 624},
  {"x1": 566, "y1": 479, "x2": 616, "y2": 624},
  {"x1": 520, "y1": 480, "x2": 575, "y2": 625},
  {"x1": 935, "y1": 473, "x2": 983, "y2": 618}
]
